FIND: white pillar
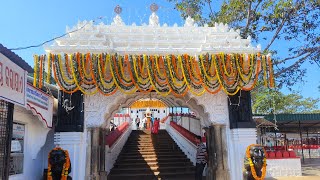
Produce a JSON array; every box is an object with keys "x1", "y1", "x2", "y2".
[{"x1": 228, "y1": 128, "x2": 257, "y2": 180}]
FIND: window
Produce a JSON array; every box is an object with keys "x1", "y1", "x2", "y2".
[
  {"x1": 163, "y1": 110, "x2": 166, "y2": 113},
  {"x1": 10, "y1": 123, "x2": 24, "y2": 175}
]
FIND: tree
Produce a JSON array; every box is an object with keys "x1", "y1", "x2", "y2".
[
  {"x1": 251, "y1": 88, "x2": 320, "y2": 114},
  {"x1": 168, "y1": 0, "x2": 320, "y2": 89}
]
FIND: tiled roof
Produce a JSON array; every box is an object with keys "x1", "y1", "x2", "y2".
[
  {"x1": 0, "y1": 43, "x2": 33, "y2": 73},
  {"x1": 259, "y1": 113, "x2": 320, "y2": 122}
]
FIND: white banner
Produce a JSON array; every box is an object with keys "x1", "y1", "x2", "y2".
[
  {"x1": 0, "y1": 53, "x2": 27, "y2": 107},
  {"x1": 26, "y1": 84, "x2": 54, "y2": 128}
]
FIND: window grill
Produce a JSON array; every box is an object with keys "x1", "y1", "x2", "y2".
[
  {"x1": 0, "y1": 100, "x2": 14, "y2": 180},
  {"x1": 9, "y1": 153, "x2": 23, "y2": 175}
]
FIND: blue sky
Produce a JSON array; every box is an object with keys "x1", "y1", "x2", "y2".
[{"x1": 1, "y1": 0, "x2": 319, "y2": 106}]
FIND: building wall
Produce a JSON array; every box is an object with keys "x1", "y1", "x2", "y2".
[{"x1": 9, "y1": 106, "x2": 53, "y2": 180}]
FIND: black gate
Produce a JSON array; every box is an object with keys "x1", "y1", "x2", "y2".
[
  {"x1": 56, "y1": 90, "x2": 84, "y2": 132},
  {"x1": 0, "y1": 100, "x2": 14, "y2": 180}
]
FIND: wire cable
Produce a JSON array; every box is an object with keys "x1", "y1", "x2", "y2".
[{"x1": 9, "y1": 16, "x2": 104, "y2": 51}]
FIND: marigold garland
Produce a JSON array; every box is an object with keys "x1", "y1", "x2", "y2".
[
  {"x1": 245, "y1": 144, "x2": 267, "y2": 180},
  {"x1": 34, "y1": 53, "x2": 274, "y2": 97},
  {"x1": 47, "y1": 147, "x2": 71, "y2": 180},
  {"x1": 33, "y1": 55, "x2": 38, "y2": 87}
]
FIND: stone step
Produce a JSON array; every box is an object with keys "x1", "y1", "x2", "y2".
[
  {"x1": 121, "y1": 151, "x2": 184, "y2": 156},
  {"x1": 108, "y1": 171, "x2": 195, "y2": 180},
  {"x1": 118, "y1": 154, "x2": 187, "y2": 160},
  {"x1": 121, "y1": 149, "x2": 182, "y2": 154},
  {"x1": 114, "y1": 161, "x2": 193, "y2": 169},
  {"x1": 122, "y1": 147, "x2": 178, "y2": 151},
  {"x1": 127, "y1": 138, "x2": 172, "y2": 141},
  {"x1": 108, "y1": 130, "x2": 195, "y2": 180},
  {"x1": 111, "y1": 166, "x2": 195, "y2": 174},
  {"x1": 115, "y1": 157, "x2": 191, "y2": 164},
  {"x1": 124, "y1": 145, "x2": 177, "y2": 148}
]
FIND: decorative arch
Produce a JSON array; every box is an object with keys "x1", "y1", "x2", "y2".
[
  {"x1": 26, "y1": 104, "x2": 52, "y2": 128},
  {"x1": 84, "y1": 91, "x2": 229, "y2": 129}
]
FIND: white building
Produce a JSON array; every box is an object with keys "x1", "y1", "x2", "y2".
[{"x1": 0, "y1": 44, "x2": 57, "y2": 180}]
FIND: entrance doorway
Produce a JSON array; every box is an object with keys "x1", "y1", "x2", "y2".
[{"x1": 86, "y1": 93, "x2": 230, "y2": 180}]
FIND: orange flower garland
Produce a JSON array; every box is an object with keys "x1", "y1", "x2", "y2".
[
  {"x1": 47, "y1": 147, "x2": 71, "y2": 180},
  {"x1": 34, "y1": 53, "x2": 274, "y2": 96},
  {"x1": 245, "y1": 144, "x2": 267, "y2": 180}
]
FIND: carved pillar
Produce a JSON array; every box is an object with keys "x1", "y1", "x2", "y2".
[
  {"x1": 221, "y1": 125, "x2": 230, "y2": 179},
  {"x1": 99, "y1": 128, "x2": 108, "y2": 179},
  {"x1": 214, "y1": 125, "x2": 223, "y2": 179},
  {"x1": 85, "y1": 129, "x2": 92, "y2": 179},
  {"x1": 90, "y1": 127, "x2": 100, "y2": 180},
  {"x1": 204, "y1": 126, "x2": 216, "y2": 180}
]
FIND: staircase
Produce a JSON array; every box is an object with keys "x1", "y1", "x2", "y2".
[{"x1": 108, "y1": 130, "x2": 195, "y2": 180}]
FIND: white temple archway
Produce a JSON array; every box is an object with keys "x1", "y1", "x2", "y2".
[{"x1": 84, "y1": 90, "x2": 230, "y2": 130}]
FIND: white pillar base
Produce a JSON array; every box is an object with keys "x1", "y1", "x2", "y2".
[
  {"x1": 54, "y1": 132, "x2": 88, "y2": 180},
  {"x1": 228, "y1": 128, "x2": 257, "y2": 180}
]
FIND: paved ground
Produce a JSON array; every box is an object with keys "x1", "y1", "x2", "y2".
[
  {"x1": 301, "y1": 158, "x2": 320, "y2": 176},
  {"x1": 266, "y1": 158, "x2": 320, "y2": 180}
]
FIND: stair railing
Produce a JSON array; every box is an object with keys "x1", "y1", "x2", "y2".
[
  {"x1": 105, "y1": 122, "x2": 132, "y2": 174},
  {"x1": 166, "y1": 122, "x2": 198, "y2": 165}
]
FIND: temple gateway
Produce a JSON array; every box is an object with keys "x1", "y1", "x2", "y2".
[{"x1": 34, "y1": 4, "x2": 274, "y2": 180}]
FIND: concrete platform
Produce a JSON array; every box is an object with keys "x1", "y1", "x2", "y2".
[
  {"x1": 266, "y1": 177, "x2": 320, "y2": 180},
  {"x1": 266, "y1": 158, "x2": 320, "y2": 180}
]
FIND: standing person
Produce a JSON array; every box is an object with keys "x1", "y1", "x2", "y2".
[
  {"x1": 195, "y1": 135, "x2": 207, "y2": 180},
  {"x1": 141, "y1": 114, "x2": 147, "y2": 130},
  {"x1": 135, "y1": 115, "x2": 140, "y2": 130},
  {"x1": 153, "y1": 118, "x2": 160, "y2": 134},
  {"x1": 150, "y1": 114, "x2": 155, "y2": 131}
]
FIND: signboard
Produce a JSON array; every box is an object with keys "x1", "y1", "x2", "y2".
[
  {"x1": 0, "y1": 53, "x2": 27, "y2": 107},
  {"x1": 26, "y1": 84, "x2": 54, "y2": 128},
  {"x1": 12, "y1": 123, "x2": 25, "y2": 139},
  {"x1": 12, "y1": 123, "x2": 24, "y2": 152},
  {"x1": 11, "y1": 140, "x2": 22, "y2": 152}
]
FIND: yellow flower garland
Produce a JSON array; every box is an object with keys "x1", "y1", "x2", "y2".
[
  {"x1": 179, "y1": 55, "x2": 206, "y2": 96},
  {"x1": 46, "y1": 55, "x2": 51, "y2": 84},
  {"x1": 119, "y1": 55, "x2": 132, "y2": 82},
  {"x1": 70, "y1": 54, "x2": 98, "y2": 95},
  {"x1": 166, "y1": 55, "x2": 184, "y2": 86},
  {"x1": 109, "y1": 55, "x2": 137, "y2": 95},
  {"x1": 58, "y1": 54, "x2": 75, "y2": 84},
  {"x1": 97, "y1": 54, "x2": 116, "y2": 88},
  {"x1": 213, "y1": 54, "x2": 240, "y2": 96},
  {"x1": 236, "y1": 54, "x2": 254, "y2": 83},
  {"x1": 132, "y1": 55, "x2": 149, "y2": 84},
  {"x1": 262, "y1": 56, "x2": 268, "y2": 87},
  {"x1": 33, "y1": 55, "x2": 38, "y2": 87},
  {"x1": 34, "y1": 52, "x2": 274, "y2": 96},
  {"x1": 245, "y1": 144, "x2": 267, "y2": 180},
  {"x1": 146, "y1": 55, "x2": 172, "y2": 96},
  {"x1": 199, "y1": 55, "x2": 217, "y2": 81},
  {"x1": 81, "y1": 54, "x2": 92, "y2": 80}
]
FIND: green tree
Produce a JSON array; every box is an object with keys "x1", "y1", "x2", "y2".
[
  {"x1": 251, "y1": 88, "x2": 320, "y2": 114},
  {"x1": 168, "y1": 0, "x2": 320, "y2": 88}
]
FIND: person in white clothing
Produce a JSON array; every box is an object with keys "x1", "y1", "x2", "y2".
[{"x1": 140, "y1": 114, "x2": 147, "y2": 130}]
